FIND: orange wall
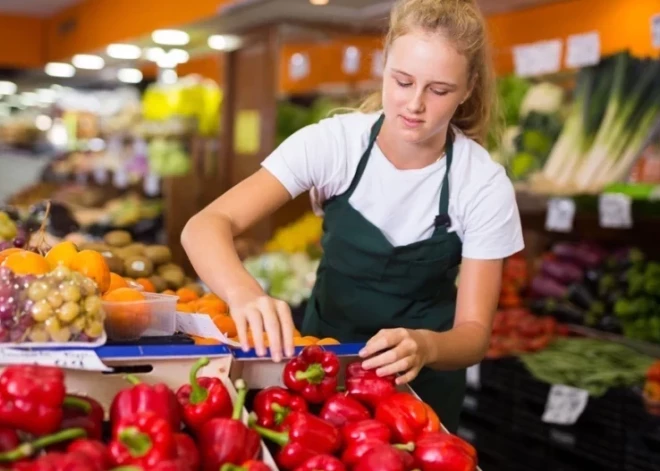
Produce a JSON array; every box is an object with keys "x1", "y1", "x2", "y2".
[
  {"x1": 0, "y1": 15, "x2": 44, "y2": 68},
  {"x1": 487, "y1": 0, "x2": 660, "y2": 74},
  {"x1": 45, "y1": 0, "x2": 232, "y2": 61}
]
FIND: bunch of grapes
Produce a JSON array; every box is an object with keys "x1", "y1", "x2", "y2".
[
  {"x1": 13, "y1": 266, "x2": 105, "y2": 343},
  {"x1": 0, "y1": 211, "x2": 29, "y2": 250},
  {"x1": 0, "y1": 267, "x2": 36, "y2": 342}
]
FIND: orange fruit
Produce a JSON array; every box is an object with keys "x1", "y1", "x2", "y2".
[
  {"x1": 212, "y1": 315, "x2": 237, "y2": 338},
  {"x1": 317, "y1": 337, "x2": 340, "y2": 345},
  {"x1": 192, "y1": 335, "x2": 221, "y2": 345},
  {"x1": 2, "y1": 251, "x2": 50, "y2": 276},
  {"x1": 201, "y1": 293, "x2": 220, "y2": 301},
  {"x1": 293, "y1": 328, "x2": 302, "y2": 338},
  {"x1": 135, "y1": 278, "x2": 156, "y2": 293},
  {"x1": 176, "y1": 288, "x2": 199, "y2": 303},
  {"x1": 45, "y1": 241, "x2": 78, "y2": 269},
  {"x1": 102, "y1": 288, "x2": 150, "y2": 339},
  {"x1": 70, "y1": 250, "x2": 111, "y2": 293},
  {"x1": 177, "y1": 303, "x2": 194, "y2": 313},
  {"x1": 162, "y1": 289, "x2": 177, "y2": 296},
  {"x1": 106, "y1": 273, "x2": 129, "y2": 293},
  {"x1": 294, "y1": 336, "x2": 318, "y2": 346},
  {"x1": 0, "y1": 248, "x2": 23, "y2": 264}
]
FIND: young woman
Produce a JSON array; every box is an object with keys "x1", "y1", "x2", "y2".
[{"x1": 183, "y1": 0, "x2": 524, "y2": 431}]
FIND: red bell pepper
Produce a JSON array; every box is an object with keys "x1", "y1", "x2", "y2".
[
  {"x1": 345, "y1": 362, "x2": 397, "y2": 409},
  {"x1": 0, "y1": 428, "x2": 87, "y2": 463},
  {"x1": 108, "y1": 411, "x2": 176, "y2": 469},
  {"x1": 0, "y1": 365, "x2": 90, "y2": 436},
  {"x1": 220, "y1": 460, "x2": 272, "y2": 471},
  {"x1": 283, "y1": 345, "x2": 339, "y2": 404},
  {"x1": 110, "y1": 375, "x2": 182, "y2": 437},
  {"x1": 647, "y1": 361, "x2": 660, "y2": 382},
  {"x1": 412, "y1": 431, "x2": 477, "y2": 471},
  {"x1": 375, "y1": 393, "x2": 441, "y2": 442},
  {"x1": 353, "y1": 443, "x2": 415, "y2": 471},
  {"x1": 176, "y1": 357, "x2": 233, "y2": 434},
  {"x1": 174, "y1": 432, "x2": 200, "y2": 471},
  {"x1": 253, "y1": 386, "x2": 308, "y2": 429},
  {"x1": 151, "y1": 459, "x2": 193, "y2": 471},
  {"x1": 319, "y1": 393, "x2": 370, "y2": 428},
  {"x1": 198, "y1": 379, "x2": 261, "y2": 471},
  {"x1": 0, "y1": 428, "x2": 19, "y2": 452},
  {"x1": 249, "y1": 411, "x2": 341, "y2": 470},
  {"x1": 342, "y1": 419, "x2": 391, "y2": 446},
  {"x1": 61, "y1": 395, "x2": 105, "y2": 441},
  {"x1": 294, "y1": 455, "x2": 346, "y2": 471},
  {"x1": 67, "y1": 439, "x2": 112, "y2": 471},
  {"x1": 18, "y1": 450, "x2": 102, "y2": 471}
]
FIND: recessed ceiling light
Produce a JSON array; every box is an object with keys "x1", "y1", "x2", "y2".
[
  {"x1": 160, "y1": 69, "x2": 178, "y2": 84},
  {"x1": 152, "y1": 29, "x2": 189, "y2": 46},
  {"x1": 72, "y1": 54, "x2": 105, "y2": 70},
  {"x1": 45, "y1": 63, "x2": 75, "y2": 78},
  {"x1": 37, "y1": 88, "x2": 57, "y2": 103},
  {"x1": 310, "y1": 0, "x2": 329, "y2": 5},
  {"x1": 117, "y1": 68, "x2": 143, "y2": 84},
  {"x1": 208, "y1": 34, "x2": 242, "y2": 51},
  {"x1": 107, "y1": 44, "x2": 142, "y2": 60},
  {"x1": 168, "y1": 49, "x2": 190, "y2": 64},
  {"x1": 21, "y1": 92, "x2": 38, "y2": 107},
  {"x1": 145, "y1": 47, "x2": 166, "y2": 62},
  {"x1": 0, "y1": 81, "x2": 17, "y2": 95}
]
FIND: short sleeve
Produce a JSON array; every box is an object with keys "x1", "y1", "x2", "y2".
[
  {"x1": 460, "y1": 171, "x2": 525, "y2": 260},
  {"x1": 261, "y1": 119, "x2": 345, "y2": 199}
]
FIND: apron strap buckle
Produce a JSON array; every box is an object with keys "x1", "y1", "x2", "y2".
[{"x1": 434, "y1": 214, "x2": 451, "y2": 228}]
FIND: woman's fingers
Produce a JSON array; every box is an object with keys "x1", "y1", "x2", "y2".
[
  {"x1": 245, "y1": 307, "x2": 266, "y2": 356},
  {"x1": 275, "y1": 300, "x2": 296, "y2": 358},
  {"x1": 234, "y1": 313, "x2": 250, "y2": 352},
  {"x1": 259, "y1": 298, "x2": 284, "y2": 362}
]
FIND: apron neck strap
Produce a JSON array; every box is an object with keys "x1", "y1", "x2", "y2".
[
  {"x1": 344, "y1": 114, "x2": 384, "y2": 198},
  {"x1": 438, "y1": 135, "x2": 454, "y2": 216}
]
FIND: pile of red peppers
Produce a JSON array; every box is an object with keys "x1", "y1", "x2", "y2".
[{"x1": 0, "y1": 345, "x2": 478, "y2": 471}]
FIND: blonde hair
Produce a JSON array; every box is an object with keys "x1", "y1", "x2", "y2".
[{"x1": 360, "y1": 0, "x2": 499, "y2": 146}]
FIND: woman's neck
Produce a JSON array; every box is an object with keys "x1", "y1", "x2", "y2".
[{"x1": 377, "y1": 120, "x2": 448, "y2": 170}]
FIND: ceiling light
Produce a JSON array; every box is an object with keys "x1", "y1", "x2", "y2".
[
  {"x1": 145, "y1": 47, "x2": 166, "y2": 62},
  {"x1": 21, "y1": 92, "x2": 38, "y2": 107},
  {"x1": 157, "y1": 55, "x2": 178, "y2": 69},
  {"x1": 45, "y1": 62, "x2": 75, "y2": 78},
  {"x1": 160, "y1": 69, "x2": 178, "y2": 84},
  {"x1": 152, "y1": 29, "x2": 189, "y2": 46},
  {"x1": 107, "y1": 44, "x2": 142, "y2": 60},
  {"x1": 168, "y1": 49, "x2": 189, "y2": 64},
  {"x1": 309, "y1": 0, "x2": 329, "y2": 5},
  {"x1": 0, "y1": 81, "x2": 17, "y2": 95},
  {"x1": 208, "y1": 34, "x2": 242, "y2": 51},
  {"x1": 37, "y1": 88, "x2": 57, "y2": 103},
  {"x1": 117, "y1": 68, "x2": 143, "y2": 84},
  {"x1": 72, "y1": 54, "x2": 105, "y2": 70},
  {"x1": 35, "y1": 115, "x2": 52, "y2": 131}
]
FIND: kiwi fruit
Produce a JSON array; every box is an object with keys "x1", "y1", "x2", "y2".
[
  {"x1": 149, "y1": 275, "x2": 168, "y2": 293},
  {"x1": 124, "y1": 255, "x2": 154, "y2": 278},
  {"x1": 104, "y1": 230, "x2": 133, "y2": 248},
  {"x1": 81, "y1": 243, "x2": 113, "y2": 253},
  {"x1": 160, "y1": 267, "x2": 185, "y2": 289},
  {"x1": 144, "y1": 245, "x2": 172, "y2": 265},
  {"x1": 103, "y1": 252, "x2": 124, "y2": 275},
  {"x1": 122, "y1": 243, "x2": 146, "y2": 257},
  {"x1": 157, "y1": 263, "x2": 181, "y2": 276}
]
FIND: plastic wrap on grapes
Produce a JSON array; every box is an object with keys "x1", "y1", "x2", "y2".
[{"x1": 17, "y1": 266, "x2": 106, "y2": 344}]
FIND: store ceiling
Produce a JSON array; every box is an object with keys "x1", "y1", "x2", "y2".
[{"x1": 0, "y1": 0, "x2": 80, "y2": 17}]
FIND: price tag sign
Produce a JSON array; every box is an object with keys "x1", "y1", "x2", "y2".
[
  {"x1": 513, "y1": 39, "x2": 563, "y2": 77},
  {"x1": 466, "y1": 364, "x2": 480, "y2": 390},
  {"x1": 176, "y1": 313, "x2": 241, "y2": 348},
  {"x1": 371, "y1": 50, "x2": 384, "y2": 78},
  {"x1": 599, "y1": 193, "x2": 633, "y2": 229},
  {"x1": 143, "y1": 173, "x2": 160, "y2": 197},
  {"x1": 113, "y1": 167, "x2": 129, "y2": 189},
  {"x1": 542, "y1": 384, "x2": 589, "y2": 425},
  {"x1": 93, "y1": 166, "x2": 108, "y2": 184},
  {"x1": 289, "y1": 53, "x2": 310, "y2": 81},
  {"x1": 342, "y1": 46, "x2": 361, "y2": 75},
  {"x1": 566, "y1": 31, "x2": 600, "y2": 68},
  {"x1": 545, "y1": 197, "x2": 576, "y2": 232},
  {"x1": 652, "y1": 14, "x2": 660, "y2": 48},
  {"x1": 0, "y1": 348, "x2": 112, "y2": 372}
]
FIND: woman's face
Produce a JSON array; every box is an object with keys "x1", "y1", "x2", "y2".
[{"x1": 382, "y1": 30, "x2": 471, "y2": 145}]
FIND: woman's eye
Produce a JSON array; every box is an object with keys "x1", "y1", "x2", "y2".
[
  {"x1": 431, "y1": 89, "x2": 449, "y2": 96},
  {"x1": 396, "y1": 79, "x2": 412, "y2": 87}
]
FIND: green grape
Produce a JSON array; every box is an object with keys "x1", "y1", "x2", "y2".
[
  {"x1": 50, "y1": 326, "x2": 71, "y2": 343},
  {"x1": 84, "y1": 320, "x2": 104, "y2": 339},
  {"x1": 32, "y1": 301, "x2": 53, "y2": 322},
  {"x1": 58, "y1": 302, "x2": 80, "y2": 323},
  {"x1": 60, "y1": 284, "x2": 81, "y2": 303},
  {"x1": 28, "y1": 281, "x2": 50, "y2": 302},
  {"x1": 84, "y1": 296, "x2": 102, "y2": 317},
  {"x1": 70, "y1": 316, "x2": 87, "y2": 334},
  {"x1": 44, "y1": 317, "x2": 61, "y2": 336},
  {"x1": 47, "y1": 291, "x2": 63, "y2": 309},
  {"x1": 28, "y1": 325, "x2": 49, "y2": 343},
  {"x1": 52, "y1": 266, "x2": 72, "y2": 281}
]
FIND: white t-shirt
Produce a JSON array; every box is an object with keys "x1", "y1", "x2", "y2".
[{"x1": 262, "y1": 111, "x2": 524, "y2": 260}]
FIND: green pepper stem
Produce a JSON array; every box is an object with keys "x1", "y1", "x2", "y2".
[
  {"x1": 220, "y1": 465, "x2": 246, "y2": 471},
  {"x1": 394, "y1": 442, "x2": 415, "y2": 452},
  {"x1": 62, "y1": 395, "x2": 91, "y2": 414},
  {"x1": 189, "y1": 357, "x2": 211, "y2": 405},
  {"x1": 294, "y1": 364, "x2": 325, "y2": 384},
  {"x1": 248, "y1": 416, "x2": 289, "y2": 447},
  {"x1": 124, "y1": 375, "x2": 141, "y2": 386},
  {"x1": 336, "y1": 385, "x2": 346, "y2": 392},
  {"x1": 270, "y1": 403, "x2": 287, "y2": 415},
  {"x1": 118, "y1": 427, "x2": 153, "y2": 458},
  {"x1": 232, "y1": 379, "x2": 248, "y2": 421},
  {"x1": 0, "y1": 427, "x2": 87, "y2": 462}
]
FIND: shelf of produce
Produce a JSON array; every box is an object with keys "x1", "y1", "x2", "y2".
[{"x1": 568, "y1": 324, "x2": 660, "y2": 359}]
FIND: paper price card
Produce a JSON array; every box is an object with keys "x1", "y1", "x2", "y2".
[
  {"x1": 652, "y1": 14, "x2": 660, "y2": 48},
  {"x1": 599, "y1": 193, "x2": 633, "y2": 229},
  {"x1": 566, "y1": 31, "x2": 600, "y2": 68},
  {"x1": 0, "y1": 348, "x2": 112, "y2": 372},
  {"x1": 513, "y1": 39, "x2": 562, "y2": 77},
  {"x1": 466, "y1": 364, "x2": 480, "y2": 390},
  {"x1": 542, "y1": 384, "x2": 589, "y2": 425},
  {"x1": 545, "y1": 198, "x2": 576, "y2": 232},
  {"x1": 175, "y1": 313, "x2": 242, "y2": 348}
]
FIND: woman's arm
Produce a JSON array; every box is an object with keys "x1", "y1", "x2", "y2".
[{"x1": 181, "y1": 168, "x2": 295, "y2": 359}]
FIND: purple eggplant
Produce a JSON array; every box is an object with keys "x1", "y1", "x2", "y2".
[
  {"x1": 530, "y1": 275, "x2": 603, "y2": 313},
  {"x1": 530, "y1": 275, "x2": 567, "y2": 299},
  {"x1": 529, "y1": 298, "x2": 586, "y2": 324},
  {"x1": 541, "y1": 259, "x2": 584, "y2": 284},
  {"x1": 606, "y1": 247, "x2": 645, "y2": 271},
  {"x1": 552, "y1": 242, "x2": 604, "y2": 268}
]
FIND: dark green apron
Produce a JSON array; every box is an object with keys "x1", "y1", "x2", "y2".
[{"x1": 302, "y1": 114, "x2": 466, "y2": 432}]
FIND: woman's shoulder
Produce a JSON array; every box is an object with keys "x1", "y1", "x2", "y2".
[{"x1": 451, "y1": 131, "x2": 510, "y2": 188}]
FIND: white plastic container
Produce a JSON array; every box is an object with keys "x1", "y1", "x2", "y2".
[{"x1": 102, "y1": 292, "x2": 177, "y2": 340}]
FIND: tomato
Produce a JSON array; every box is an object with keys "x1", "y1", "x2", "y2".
[
  {"x1": 647, "y1": 362, "x2": 660, "y2": 382},
  {"x1": 556, "y1": 324, "x2": 570, "y2": 337},
  {"x1": 518, "y1": 318, "x2": 543, "y2": 338},
  {"x1": 526, "y1": 334, "x2": 553, "y2": 352},
  {"x1": 539, "y1": 316, "x2": 558, "y2": 335}
]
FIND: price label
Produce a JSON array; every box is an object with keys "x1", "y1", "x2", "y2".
[
  {"x1": 176, "y1": 313, "x2": 241, "y2": 348},
  {"x1": 371, "y1": 50, "x2": 384, "y2": 78},
  {"x1": 93, "y1": 166, "x2": 108, "y2": 184},
  {"x1": 466, "y1": 364, "x2": 480, "y2": 390},
  {"x1": 0, "y1": 348, "x2": 112, "y2": 372},
  {"x1": 143, "y1": 174, "x2": 160, "y2": 197},
  {"x1": 113, "y1": 167, "x2": 129, "y2": 189},
  {"x1": 599, "y1": 193, "x2": 633, "y2": 229},
  {"x1": 463, "y1": 394, "x2": 478, "y2": 411},
  {"x1": 545, "y1": 197, "x2": 576, "y2": 232},
  {"x1": 566, "y1": 31, "x2": 600, "y2": 68},
  {"x1": 457, "y1": 426, "x2": 476, "y2": 443},
  {"x1": 652, "y1": 14, "x2": 660, "y2": 48},
  {"x1": 513, "y1": 39, "x2": 563, "y2": 77},
  {"x1": 342, "y1": 46, "x2": 361, "y2": 75},
  {"x1": 542, "y1": 384, "x2": 589, "y2": 425},
  {"x1": 289, "y1": 53, "x2": 310, "y2": 81}
]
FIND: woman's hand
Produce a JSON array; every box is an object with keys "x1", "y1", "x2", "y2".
[
  {"x1": 229, "y1": 289, "x2": 296, "y2": 362},
  {"x1": 358, "y1": 328, "x2": 431, "y2": 385}
]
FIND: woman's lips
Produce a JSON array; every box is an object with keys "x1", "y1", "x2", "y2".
[{"x1": 400, "y1": 115, "x2": 424, "y2": 128}]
